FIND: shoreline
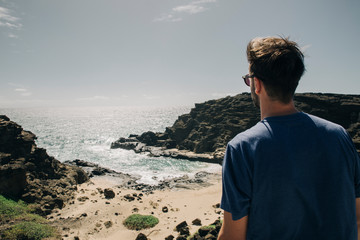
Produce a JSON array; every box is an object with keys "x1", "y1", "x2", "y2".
[
  {"x1": 49, "y1": 173, "x2": 223, "y2": 240},
  {"x1": 64, "y1": 158, "x2": 222, "y2": 189}
]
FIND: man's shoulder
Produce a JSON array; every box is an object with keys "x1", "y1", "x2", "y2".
[
  {"x1": 227, "y1": 112, "x2": 347, "y2": 148},
  {"x1": 228, "y1": 122, "x2": 267, "y2": 147},
  {"x1": 304, "y1": 113, "x2": 345, "y2": 133}
]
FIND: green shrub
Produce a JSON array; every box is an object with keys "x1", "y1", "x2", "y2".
[
  {"x1": 0, "y1": 195, "x2": 29, "y2": 221},
  {"x1": 123, "y1": 214, "x2": 159, "y2": 230},
  {"x1": 3, "y1": 221, "x2": 55, "y2": 240},
  {"x1": 0, "y1": 195, "x2": 60, "y2": 240},
  {"x1": 199, "y1": 224, "x2": 216, "y2": 231}
]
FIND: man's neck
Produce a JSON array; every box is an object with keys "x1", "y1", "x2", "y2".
[{"x1": 260, "y1": 99, "x2": 298, "y2": 120}]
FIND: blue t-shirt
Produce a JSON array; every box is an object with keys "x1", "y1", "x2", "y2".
[{"x1": 221, "y1": 112, "x2": 360, "y2": 239}]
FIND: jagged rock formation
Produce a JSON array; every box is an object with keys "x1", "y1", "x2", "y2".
[
  {"x1": 0, "y1": 115, "x2": 89, "y2": 215},
  {"x1": 111, "y1": 93, "x2": 360, "y2": 164}
]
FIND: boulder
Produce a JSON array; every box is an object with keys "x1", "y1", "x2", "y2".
[
  {"x1": 176, "y1": 236, "x2": 187, "y2": 240},
  {"x1": 162, "y1": 206, "x2": 169, "y2": 213},
  {"x1": 198, "y1": 226, "x2": 211, "y2": 237},
  {"x1": 104, "y1": 221, "x2": 113, "y2": 228},
  {"x1": 135, "y1": 233, "x2": 148, "y2": 240},
  {"x1": 104, "y1": 188, "x2": 115, "y2": 199},
  {"x1": 136, "y1": 131, "x2": 158, "y2": 146},
  {"x1": 192, "y1": 218, "x2": 202, "y2": 226},
  {"x1": 175, "y1": 221, "x2": 188, "y2": 232}
]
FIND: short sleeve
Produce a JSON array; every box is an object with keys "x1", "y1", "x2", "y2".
[
  {"x1": 220, "y1": 142, "x2": 253, "y2": 220},
  {"x1": 342, "y1": 129, "x2": 360, "y2": 198}
]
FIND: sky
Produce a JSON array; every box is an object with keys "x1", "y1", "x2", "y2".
[{"x1": 0, "y1": 0, "x2": 359, "y2": 108}]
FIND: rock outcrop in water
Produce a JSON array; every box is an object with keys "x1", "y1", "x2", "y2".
[
  {"x1": 0, "y1": 115, "x2": 89, "y2": 215},
  {"x1": 111, "y1": 93, "x2": 360, "y2": 164}
]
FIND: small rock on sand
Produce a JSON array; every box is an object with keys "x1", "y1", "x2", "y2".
[
  {"x1": 175, "y1": 221, "x2": 188, "y2": 232},
  {"x1": 165, "y1": 235, "x2": 175, "y2": 240},
  {"x1": 104, "y1": 221, "x2": 113, "y2": 228},
  {"x1": 192, "y1": 218, "x2": 202, "y2": 226},
  {"x1": 162, "y1": 206, "x2": 169, "y2": 213},
  {"x1": 104, "y1": 188, "x2": 115, "y2": 199},
  {"x1": 135, "y1": 233, "x2": 148, "y2": 240}
]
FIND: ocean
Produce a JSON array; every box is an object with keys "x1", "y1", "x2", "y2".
[{"x1": 0, "y1": 106, "x2": 222, "y2": 185}]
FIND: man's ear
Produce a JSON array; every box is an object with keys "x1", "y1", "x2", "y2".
[{"x1": 254, "y1": 77, "x2": 262, "y2": 95}]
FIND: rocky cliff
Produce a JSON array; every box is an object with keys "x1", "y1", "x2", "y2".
[
  {"x1": 0, "y1": 115, "x2": 89, "y2": 215},
  {"x1": 111, "y1": 93, "x2": 360, "y2": 164}
]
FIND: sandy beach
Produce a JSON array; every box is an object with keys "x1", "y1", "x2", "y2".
[{"x1": 49, "y1": 173, "x2": 223, "y2": 240}]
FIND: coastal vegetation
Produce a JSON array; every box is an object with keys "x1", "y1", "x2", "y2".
[
  {"x1": 0, "y1": 194, "x2": 59, "y2": 240},
  {"x1": 123, "y1": 214, "x2": 159, "y2": 230}
]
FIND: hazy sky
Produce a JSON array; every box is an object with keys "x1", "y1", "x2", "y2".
[{"x1": 1, "y1": 0, "x2": 359, "y2": 108}]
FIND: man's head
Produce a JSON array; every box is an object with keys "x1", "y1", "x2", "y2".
[{"x1": 246, "y1": 37, "x2": 305, "y2": 104}]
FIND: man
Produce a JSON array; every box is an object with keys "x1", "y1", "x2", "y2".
[{"x1": 218, "y1": 37, "x2": 360, "y2": 240}]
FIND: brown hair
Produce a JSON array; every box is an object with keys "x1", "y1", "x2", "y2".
[{"x1": 246, "y1": 37, "x2": 305, "y2": 103}]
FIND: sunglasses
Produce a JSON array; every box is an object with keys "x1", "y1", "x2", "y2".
[{"x1": 242, "y1": 74, "x2": 255, "y2": 87}]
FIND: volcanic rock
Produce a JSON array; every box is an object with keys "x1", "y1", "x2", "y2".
[
  {"x1": 104, "y1": 188, "x2": 115, "y2": 199},
  {"x1": 175, "y1": 221, "x2": 188, "y2": 232},
  {"x1": 198, "y1": 227, "x2": 211, "y2": 237},
  {"x1": 104, "y1": 221, "x2": 113, "y2": 228},
  {"x1": 192, "y1": 218, "x2": 202, "y2": 226},
  {"x1": 111, "y1": 93, "x2": 360, "y2": 164},
  {"x1": 135, "y1": 233, "x2": 148, "y2": 240},
  {"x1": 189, "y1": 219, "x2": 223, "y2": 240},
  {"x1": 176, "y1": 236, "x2": 187, "y2": 240},
  {"x1": 162, "y1": 206, "x2": 169, "y2": 213},
  {"x1": 0, "y1": 116, "x2": 89, "y2": 215}
]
